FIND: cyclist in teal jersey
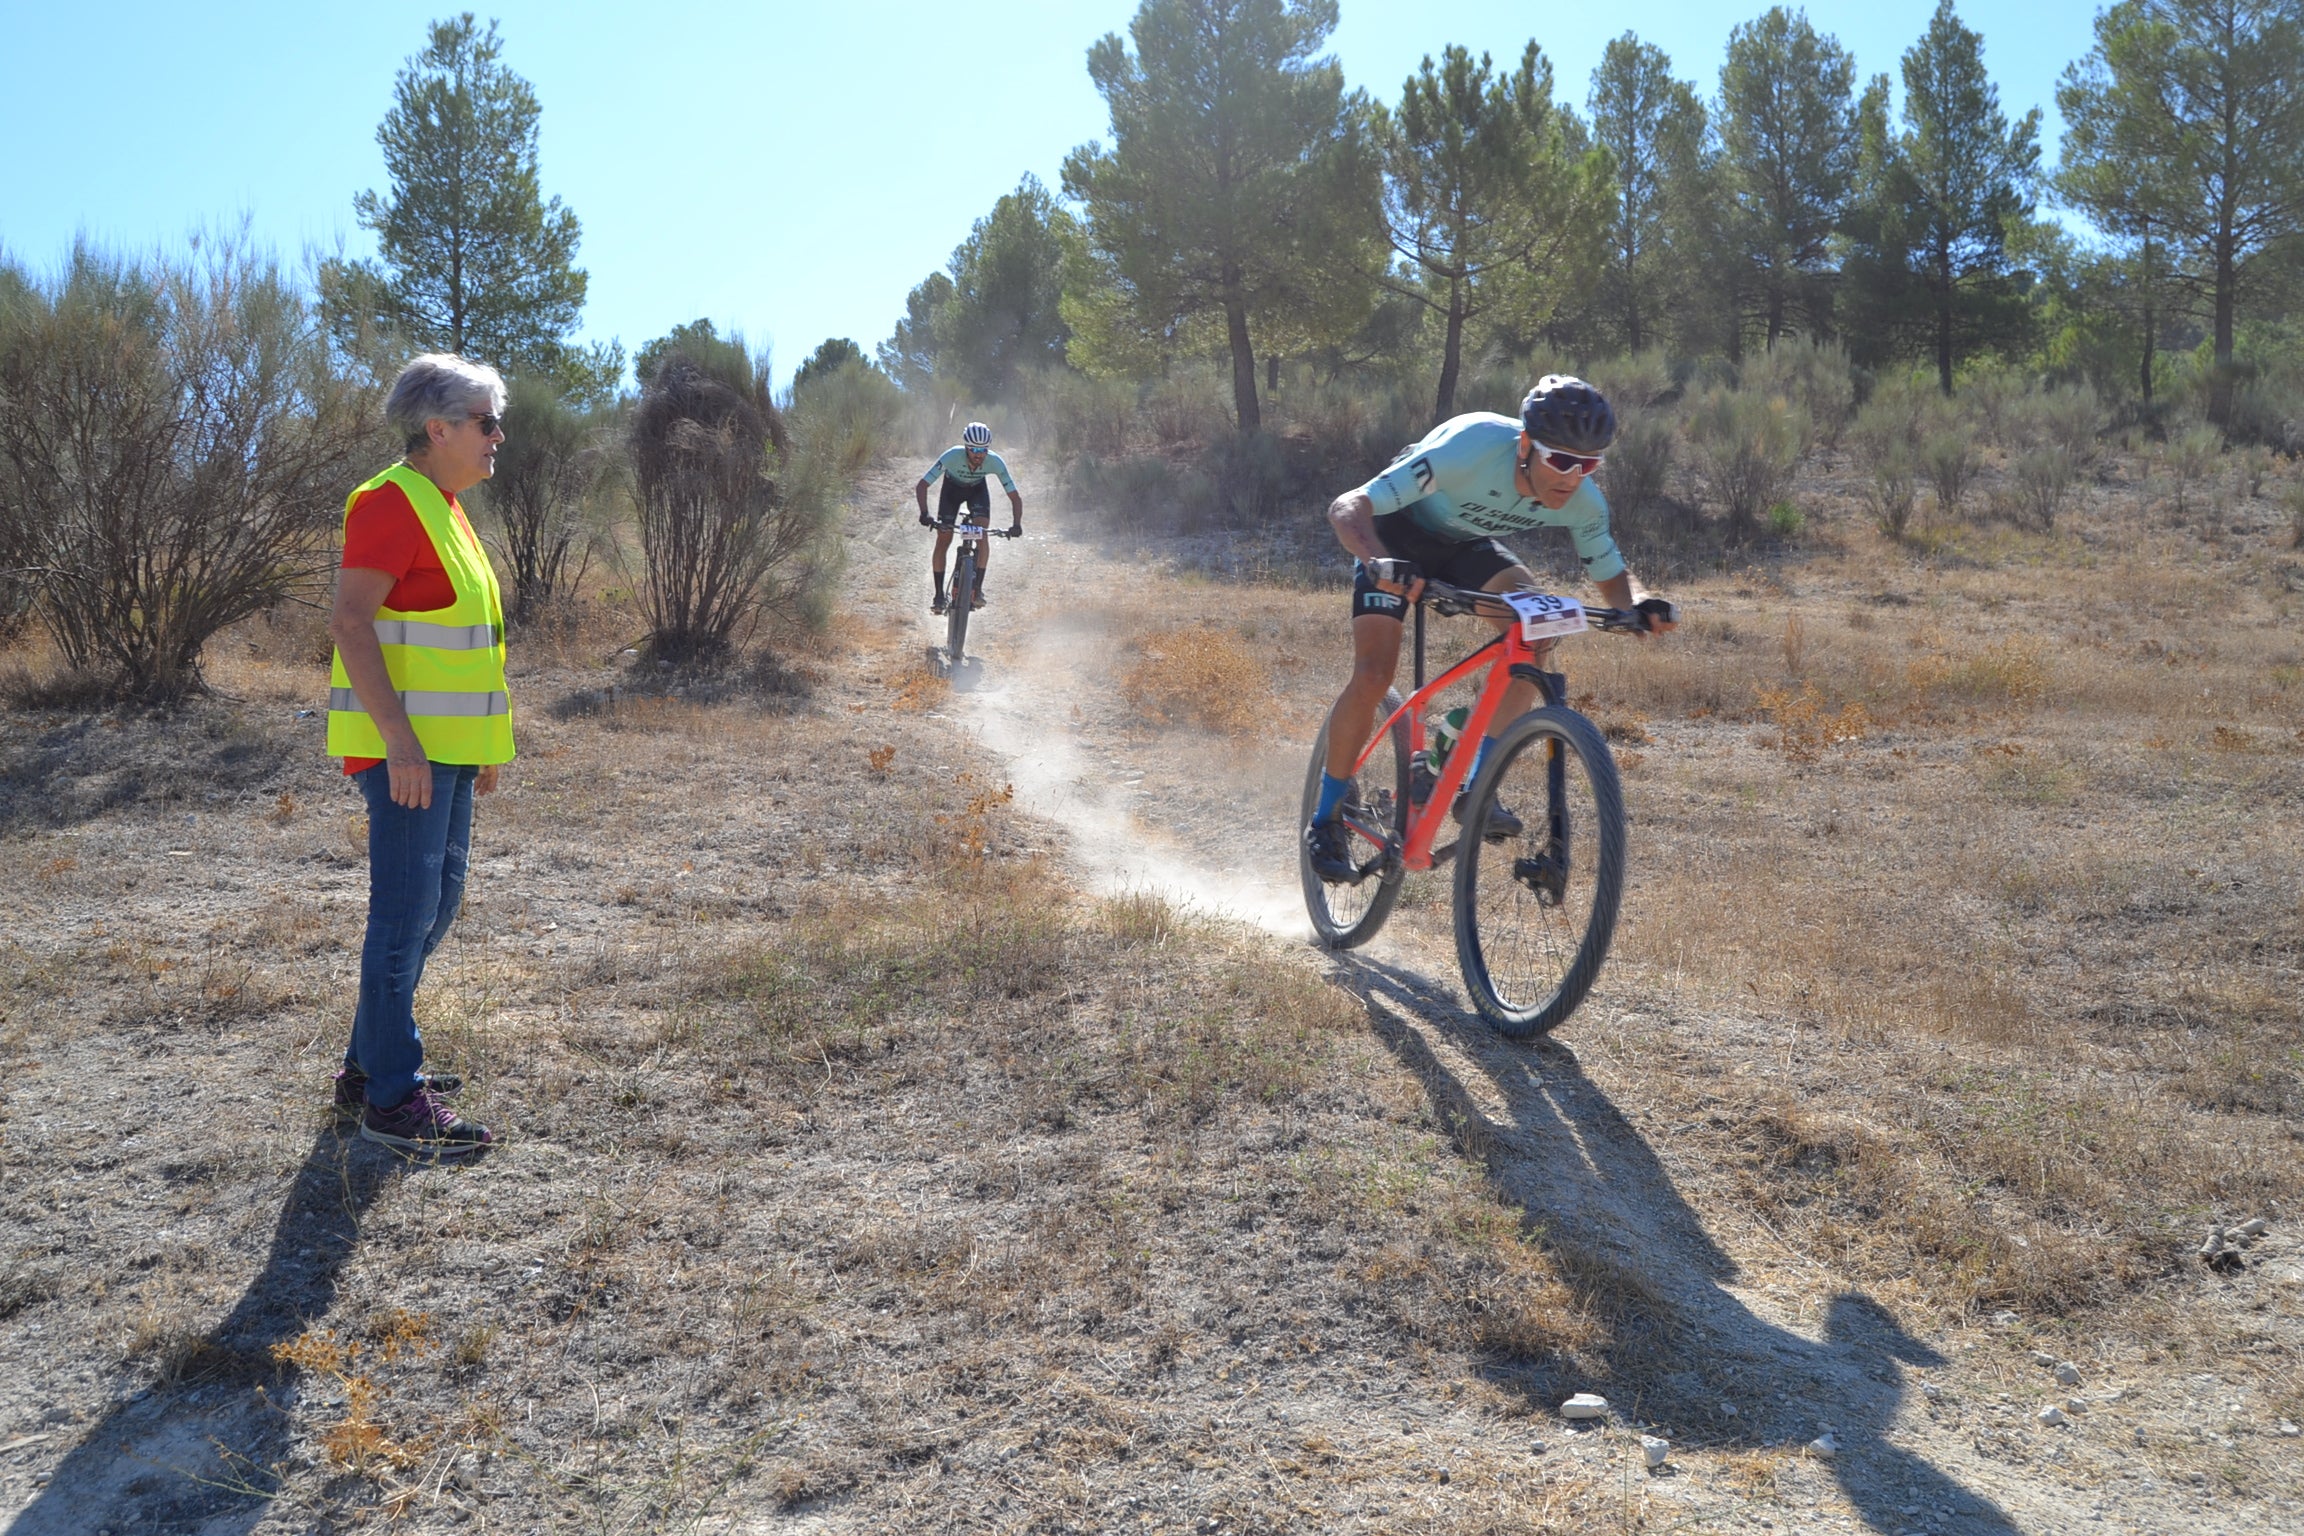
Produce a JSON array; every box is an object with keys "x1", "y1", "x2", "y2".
[
  {"x1": 1305, "y1": 376, "x2": 1678, "y2": 883},
  {"x1": 914, "y1": 421, "x2": 1023, "y2": 613}
]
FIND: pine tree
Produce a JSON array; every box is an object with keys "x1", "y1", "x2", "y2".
[
  {"x1": 1878, "y1": 1, "x2": 2042, "y2": 392},
  {"x1": 1587, "y1": 34, "x2": 1712, "y2": 354},
  {"x1": 1060, "y1": 0, "x2": 1375, "y2": 431},
  {"x1": 2056, "y1": 0, "x2": 2304, "y2": 422},
  {"x1": 1716, "y1": 7, "x2": 1860, "y2": 351},
  {"x1": 325, "y1": 14, "x2": 603, "y2": 386},
  {"x1": 1376, "y1": 43, "x2": 1609, "y2": 417}
]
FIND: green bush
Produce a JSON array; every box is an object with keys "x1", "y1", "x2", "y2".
[
  {"x1": 2164, "y1": 424, "x2": 2223, "y2": 518},
  {"x1": 1684, "y1": 387, "x2": 1811, "y2": 541},
  {"x1": 1767, "y1": 501, "x2": 1805, "y2": 538},
  {"x1": 1739, "y1": 339, "x2": 1855, "y2": 446},
  {"x1": 1600, "y1": 413, "x2": 1676, "y2": 531},
  {"x1": 788, "y1": 358, "x2": 905, "y2": 479},
  {"x1": 1587, "y1": 348, "x2": 1675, "y2": 412},
  {"x1": 1920, "y1": 396, "x2": 1979, "y2": 518},
  {"x1": 2011, "y1": 446, "x2": 2079, "y2": 531},
  {"x1": 1868, "y1": 443, "x2": 1919, "y2": 540}
]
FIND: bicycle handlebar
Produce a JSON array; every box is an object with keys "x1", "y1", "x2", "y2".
[{"x1": 1417, "y1": 579, "x2": 1664, "y2": 634}]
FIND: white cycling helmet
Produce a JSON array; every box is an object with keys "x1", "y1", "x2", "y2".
[{"x1": 962, "y1": 421, "x2": 992, "y2": 449}]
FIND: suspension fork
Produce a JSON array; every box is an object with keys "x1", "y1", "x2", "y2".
[{"x1": 1509, "y1": 662, "x2": 1573, "y2": 887}]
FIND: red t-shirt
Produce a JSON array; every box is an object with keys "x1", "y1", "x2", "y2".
[{"x1": 337, "y1": 479, "x2": 482, "y2": 774}]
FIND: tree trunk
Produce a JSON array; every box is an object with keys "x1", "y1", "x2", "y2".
[
  {"x1": 2211, "y1": 232, "x2": 2237, "y2": 427},
  {"x1": 1434, "y1": 281, "x2": 1467, "y2": 419},
  {"x1": 1936, "y1": 247, "x2": 1955, "y2": 396},
  {"x1": 1222, "y1": 271, "x2": 1260, "y2": 434},
  {"x1": 2139, "y1": 224, "x2": 2155, "y2": 408},
  {"x1": 1267, "y1": 353, "x2": 1279, "y2": 392}
]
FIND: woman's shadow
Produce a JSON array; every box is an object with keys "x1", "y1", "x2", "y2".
[
  {"x1": 6, "y1": 1127, "x2": 412, "y2": 1535},
  {"x1": 1333, "y1": 955, "x2": 2018, "y2": 1534}
]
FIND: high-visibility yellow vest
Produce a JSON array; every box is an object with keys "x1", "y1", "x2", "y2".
[{"x1": 327, "y1": 464, "x2": 515, "y2": 765}]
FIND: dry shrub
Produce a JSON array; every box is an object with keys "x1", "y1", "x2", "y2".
[
  {"x1": 1910, "y1": 638, "x2": 2049, "y2": 706},
  {"x1": 1755, "y1": 683, "x2": 1870, "y2": 761},
  {"x1": 0, "y1": 235, "x2": 382, "y2": 701},
  {"x1": 1117, "y1": 624, "x2": 1271, "y2": 734},
  {"x1": 272, "y1": 1328, "x2": 428, "y2": 1475}
]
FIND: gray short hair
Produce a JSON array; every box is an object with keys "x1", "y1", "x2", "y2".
[{"x1": 386, "y1": 353, "x2": 508, "y2": 453}]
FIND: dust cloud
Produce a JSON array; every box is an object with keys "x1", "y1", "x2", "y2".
[{"x1": 952, "y1": 619, "x2": 1312, "y2": 940}]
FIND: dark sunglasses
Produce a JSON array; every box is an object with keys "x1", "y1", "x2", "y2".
[
  {"x1": 468, "y1": 412, "x2": 504, "y2": 436},
  {"x1": 1532, "y1": 443, "x2": 1602, "y2": 474}
]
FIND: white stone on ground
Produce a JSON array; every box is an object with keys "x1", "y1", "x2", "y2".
[
  {"x1": 1808, "y1": 1431, "x2": 1838, "y2": 1456},
  {"x1": 1642, "y1": 1435, "x2": 1670, "y2": 1469},
  {"x1": 1560, "y1": 1394, "x2": 1609, "y2": 1419},
  {"x1": 2038, "y1": 1405, "x2": 2069, "y2": 1426},
  {"x1": 2055, "y1": 1362, "x2": 2082, "y2": 1386}
]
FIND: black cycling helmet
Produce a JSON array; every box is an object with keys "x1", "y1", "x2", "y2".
[{"x1": 1520, "y1": 375, "x2": 1616, "y2": 455}]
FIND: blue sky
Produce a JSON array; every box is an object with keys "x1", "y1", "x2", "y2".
[{"x1": 2, "y1": 1, "x2": 2109, "y2": 386}]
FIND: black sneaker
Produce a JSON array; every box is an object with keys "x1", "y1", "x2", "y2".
[
  {"x1": 931, "y1": 590, "x2": 948, "y2": 615},
  {"x1": 1453, "y1": 794, "x2": 1525, "y2": 841},
  {"x1": 334, "y1": 1066, "x2": 462, "y2": 1118},
  {"x1": 1410, "y1": 762, "x2": 1439, "y2": 807},
  {"x1": 361, "y1": 1087, "x2": 492, "y2": 1157},
  {"x1": 970, "y1": 586, "x2": 988, "y2": 610},
  {"x1": 1305, "y1": 817, "x2": 1362, "y2": 884}
]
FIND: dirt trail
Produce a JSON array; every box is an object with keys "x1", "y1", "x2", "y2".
[{"x1": 853, "y1": 459, "x2": 2287, "y2": 1536}]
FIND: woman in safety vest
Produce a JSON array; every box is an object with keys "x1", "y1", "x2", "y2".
[{"x1": 326, "y1": 353, "x2": 514, "y2": 1155}]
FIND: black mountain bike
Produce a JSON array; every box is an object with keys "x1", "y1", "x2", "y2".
[{"x1": 931, "y1": 522, "x2": 1019, "y2": 680}]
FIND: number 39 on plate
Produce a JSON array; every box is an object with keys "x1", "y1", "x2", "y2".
[{"x1": 1499, "y1": 591, "x2": 1588, "y2": 641}]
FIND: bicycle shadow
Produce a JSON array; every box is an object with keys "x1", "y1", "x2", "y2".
[
  {"x1": 1329, "y1": 954, "x2": 2017, "y2": 1534},
  {"x1": 5, "y1": 1127, "x2": 413, "y2": 1535}
]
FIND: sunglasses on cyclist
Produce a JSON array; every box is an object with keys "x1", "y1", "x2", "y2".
[
  {"x1": 1531, "y1": 442, "x2": 1603, "y2": 475},
  {"x1": 467, "y1": 412, "x2": 504, "y2": 436}
]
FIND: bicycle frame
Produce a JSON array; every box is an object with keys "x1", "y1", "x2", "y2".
[{"x1": 1347, "y1": 600, "x2": 1565, "y2": 872}]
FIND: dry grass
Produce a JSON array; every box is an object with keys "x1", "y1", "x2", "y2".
[
  {"x1": 6, "y1": 453, "x2": 2302, "y2": 1531},
  {"x1": 1116, "y1": 620, "x2": 1275, "y2": 735}
]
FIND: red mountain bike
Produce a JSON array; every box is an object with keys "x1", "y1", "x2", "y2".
[{"x1": 1300, "y1": 582, "x2": 1668, "y2": 1036}]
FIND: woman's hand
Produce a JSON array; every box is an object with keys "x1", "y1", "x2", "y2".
[
  {"x1": 385, "y1": 733, "x2": 434, "y2": 809},
  {"x1": 476, "y1": 764, "x2": 501, "y2": 796}
]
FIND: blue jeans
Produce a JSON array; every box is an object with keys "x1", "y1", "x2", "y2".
[{"x1": 343, "y1": 763, "x2": 476, "y2": 1110}]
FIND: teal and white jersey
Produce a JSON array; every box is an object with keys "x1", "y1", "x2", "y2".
[
  {"x1": 922, "y1": 445, "x2": 1018, "y2": 493},
  {"x1": 1359, "y1": 412, "x2": 1625, "y2": 583}
]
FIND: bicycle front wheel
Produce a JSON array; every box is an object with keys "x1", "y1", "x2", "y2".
[
  {"x1": 1300, "y1": 690, "x2": 1411, "y2": 948},
  {"x1": 946, "y1": 545, "x2": 977, "y2": 664},
  {"x1": 1451, "y1": 706, "x2": 1626, "y2": 1036}
]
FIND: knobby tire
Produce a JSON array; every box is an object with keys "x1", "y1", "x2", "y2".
[
  {"x1": 946, "y1": 544, "x2": 977, "y2": 665},
  {"x1": 1451, "y1": 705, "x2": 1626, "y2": 1036},
  {"x1": 1300, "y1": 689, "x2": 1411, "y2": 948}
]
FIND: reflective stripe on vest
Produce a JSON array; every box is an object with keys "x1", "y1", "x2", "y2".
[
  {"x1": 372, "y1": 618, "x2": 501, "y2": 650},
  {"x1": 326, "y1": 463, "x2": 514, "y2": 765},
  {"x1": 329, "y1": 687, "x2": 511, "y2": 718}
]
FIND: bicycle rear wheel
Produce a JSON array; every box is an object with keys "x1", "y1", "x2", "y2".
[
  {"x1": 946, "y1": 545, "x2": 977, "y2": 664},
  {"x1": 1300, "y1": 690, "x2": 1411, "y2": 948},
  {"x1": 1451, "y1": 706, "x2": 1626, "y2": 1036}
]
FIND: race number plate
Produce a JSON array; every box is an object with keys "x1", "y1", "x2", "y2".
[
  {"x1": 957, "y1": 524, "x2": 988, "y2": 542},
  {"x1": 1500, "y1": 591, "x2": 1588, "y2": 641}
]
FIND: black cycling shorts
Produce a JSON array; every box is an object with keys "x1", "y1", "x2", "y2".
[
  {"x1": 1349, "y1": 512, "x2": 1521, "y2": 622},
  {"x1": 934, "y1": 475, "x2": 992, "y2": 524}
]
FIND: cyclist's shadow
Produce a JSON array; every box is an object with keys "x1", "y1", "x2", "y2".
[
  {"x1": 1329, "y1": 954, "x2": 2017, "y2": 1535},
  {"x1": 6, "y1": 1127, "x2": 404, "y2": 1536}
]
